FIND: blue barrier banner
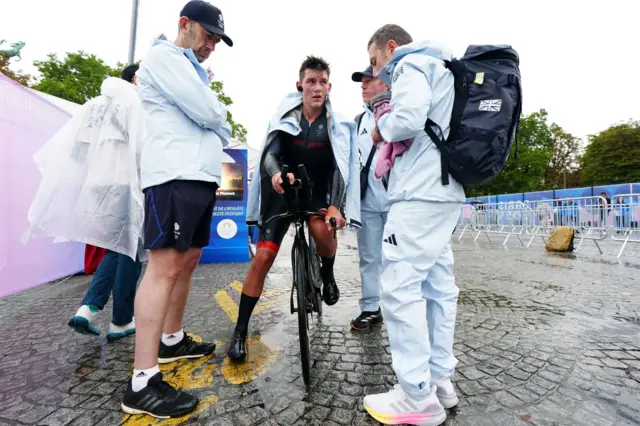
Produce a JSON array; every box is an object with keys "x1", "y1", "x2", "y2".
[
  {"x1": 593, "y1": 183, "x2": 631, "y2": 199},
  {"x1": 554, "y1": 186, "x2": 592, "y2": 199},
  {"x1": 465, "y1": 195, "x2": 495, "y2": 204},
  {"x1": 200, "y1": 149, "x2": 250, "y2": 264},
  {"x1": 496, "y1": 193, "x2": 524, "y2": 203},
  {"x1": 466, "y1": 182, "x2": 640, "y2": 208},
  {"x1": 524, "y1": 190, "x2": 554, "y2": 202}
]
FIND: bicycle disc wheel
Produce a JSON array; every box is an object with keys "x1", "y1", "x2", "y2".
[{"x1": 293, "y1": 239, "x2": 312, "y2": 387}]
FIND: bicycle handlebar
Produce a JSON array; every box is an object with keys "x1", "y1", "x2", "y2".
[{"x1": 265, "y1": 164, "x2": 338, "y2": 239}]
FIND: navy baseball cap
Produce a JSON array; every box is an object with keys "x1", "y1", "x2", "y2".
[
  {"x1": 180, "y1": 1, "x2": 233, "y2": 47},
  {"x1": 351, "y1": 65, "x2": 374, "y2": 82}
]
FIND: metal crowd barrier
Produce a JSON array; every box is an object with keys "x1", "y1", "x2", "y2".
[
  {"x1": 456, "y1": 195, "x2": 640, "y2": 258},
  {"x1": 525, "y1": 196, "x2": 609, "y2": 254},
  {"x1": 461, "y1": 202, "x2": 529, "y2": 247},
  {"x1": 609, "y1": 194, "x2": 640, "y2": 258}
]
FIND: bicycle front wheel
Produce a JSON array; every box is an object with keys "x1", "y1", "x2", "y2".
[{"x1": 292, "y1": 239, "x2": 312, "y2": 387}]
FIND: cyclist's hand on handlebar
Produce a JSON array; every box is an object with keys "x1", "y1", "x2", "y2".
[
  {"x1": 325, "y1": 206, "x2": 346, "y2": 232},
  {"x1": 272, "y1": 172, "x2": 295, "y2": 194}
]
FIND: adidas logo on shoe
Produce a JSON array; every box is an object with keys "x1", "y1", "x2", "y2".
[{"x1": 383, "y1": 234, "x2": 398, "y2": 246}]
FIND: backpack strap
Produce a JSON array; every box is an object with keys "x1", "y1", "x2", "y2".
[
  {"x1": 354, "y1": 112, "x2": 365, "y2": 132},
  {"x1": 424, "y1": 118, "x2": 450, "y2": 185},
  {"x1": 363, "y1": 144, "x2": 377, "y2": 171}
]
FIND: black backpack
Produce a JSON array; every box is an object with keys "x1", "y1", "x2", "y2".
[{"x1": 425, "y1": 45, "x2": 522, "y2": 186}]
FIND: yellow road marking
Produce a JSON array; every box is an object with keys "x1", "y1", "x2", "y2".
[
  {"x1": 216, "y1": 280, "x2": 290, "y2": 324},
  {"x1": 229, "y1": 280, "x2": 289, "y2": 298},
  {"x1": 229, "y1": 280, "x2": 243, "y2": 293},
  {"x1": 214, "y1": 290, "x2": 239, "y2": 323},
  {"x1": 120, "y1": 395, "x2": 220, "y2": 426},
  {"x1": 120, "y1": 334, "x2": 220, "y2": 425},
  {"x1": 221, "y1": 337, "x2": 279, "y2": 385},
  {"x1": 213, "y1": 282, "x2": 286, "y2": 384}
]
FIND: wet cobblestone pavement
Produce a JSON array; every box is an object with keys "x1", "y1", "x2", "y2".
[{"x1": 0, "y1": 229, "x2": 639, "y2": 425}]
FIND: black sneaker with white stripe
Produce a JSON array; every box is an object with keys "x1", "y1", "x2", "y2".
[
  {"x1": 158, "y1": 333, "x2": 216, "y2": 364},
  {"x1": 121, "y1": 372, "x2": 198, "y2": 418},
  {"x1": 350, "y1": 308, "x2": 383, "y2": 330}
]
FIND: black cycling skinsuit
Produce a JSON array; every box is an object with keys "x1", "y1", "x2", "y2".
[{"x1": 258, "y1": 110, "x2": 345, "y2": 252}]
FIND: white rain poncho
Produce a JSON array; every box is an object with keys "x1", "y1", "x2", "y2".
[{"x1": 21, "y1": 77, "x2": 146, "y2": 260}]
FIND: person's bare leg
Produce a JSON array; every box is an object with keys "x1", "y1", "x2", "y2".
[
  {"x1": 133, "y1": 248, "x2": 185, "y2": 370},
  {"x1": 163, "y1": 248, "x2": 202, "y2": 334},
  {"x1": 242, "y1": 249, "x2": 277, "y2": 297},
  {"x1": 309, "y1": 217, "x2": 338, "y2": 256}
]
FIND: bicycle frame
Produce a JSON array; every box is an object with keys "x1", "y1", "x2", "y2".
[{"x1": 261, "y1": 164, "x2": 336, "y2": 388}]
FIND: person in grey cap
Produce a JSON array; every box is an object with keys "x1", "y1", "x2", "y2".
[
  {"x1": 350, "y1": 65, "x2": 390, "y2": 330},
  {"x1": 121, "y1": 0, "x2": 233, "y2": 419}
]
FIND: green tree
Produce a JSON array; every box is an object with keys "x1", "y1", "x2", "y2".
[
  {"x1": 210, "y1": 80, "x2": 247, "y2": 144},
  {"x1": 543, "y1": 123, "x2": 582, "y2": 189},
  {"x1": 580, "y1": 120, "x2": 640, "y2": 186},
  {"x1": 466, "y1": 109, "x2": 553, "y2": 196},
  {"x1": 33, "y1": 51, "x2": 121, "y2": 104},
  {"x1": 0, "y1": 53, "x2": 33, "y2": 86}
]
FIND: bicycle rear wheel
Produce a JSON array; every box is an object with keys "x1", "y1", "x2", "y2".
[{"x1": 292, "y1": 238, "x2": 312, "y2": 387}]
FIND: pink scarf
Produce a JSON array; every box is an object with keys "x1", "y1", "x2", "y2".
[{"x1": 372, "y1": 96, "x2": 413, "y2": 180}]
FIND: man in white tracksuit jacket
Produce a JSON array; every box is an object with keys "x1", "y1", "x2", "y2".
[
  {"x1": 349, "y1": 65, "x2": 389, "y2": 331},
  {"x1": 362, "y1": 25, "x2": 465, "y2": 426}
]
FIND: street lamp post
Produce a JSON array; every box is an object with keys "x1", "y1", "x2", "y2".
[{"x1": 127, "y1": 0, "x2": 140, "y2": 64}]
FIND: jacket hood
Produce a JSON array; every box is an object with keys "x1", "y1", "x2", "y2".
[
  {"x1": 100, "y1": 76, "x2": 136, "y2": 98},
  {"x1": 273, "y1": 92, "x2": 341, "y2": 122},
  {"x1": 391, "y1": 40, "x2": 453, "y2": 63},
  {"x1": 151, "y1": 34, "x2": 212, "y2": 84},
  {"x1": 377, "y1": 40, "x2": 453, "y2": 86}
]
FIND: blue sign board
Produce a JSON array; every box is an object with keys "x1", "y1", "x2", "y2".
[
  {"x1": 524, "y1": 190, "x2": 554, "y2": 202},
  {"x1": 554, "y1": 186, "x2": 592, "y2": 199},
  {"x1": 496, "y1": 193, "x2": 524, "y2": 203},
  {"x1": 200, "y1": 149, "x2": 250, "y2": 264}
]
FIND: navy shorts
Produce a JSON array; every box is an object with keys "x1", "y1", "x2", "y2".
[{"x1": 143, "y1": 180, "x2": 218, "y2": 252}]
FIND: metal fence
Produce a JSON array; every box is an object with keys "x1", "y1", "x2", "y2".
[{"x1": 456, "y1": 195, "x2": 640, "y2": 258}]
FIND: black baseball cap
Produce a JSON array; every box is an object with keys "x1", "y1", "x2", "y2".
[
  {"x1": 180, "y1": 1, "x2": 233, "y2": 47},
  {"x1": 351, "y1": 65, "x2": 374, "y2": 82}
]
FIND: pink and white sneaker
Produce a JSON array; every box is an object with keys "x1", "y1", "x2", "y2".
[
  {"x1": 432, "y1": 377, "x2": 459, "y2": 409},
  {"x1": 363, "y1": 384, "x2": 446, "y2": 425}
]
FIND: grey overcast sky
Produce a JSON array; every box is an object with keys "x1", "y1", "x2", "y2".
[{"x1": 2, "y1": 0, "x2": 638, "y2": 149}]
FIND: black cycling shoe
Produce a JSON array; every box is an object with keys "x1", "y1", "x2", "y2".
[
  {"x1": 227, "y1": 328, "x2": 247, "y2": 361},
  {"x1": 158, "y1": 333, "x2": 216, "y2": 364},
  {"x1": 350, "y1": 309, "x2": 383, "y2": 331},
  {"x1": 121, "y1": 372, "x2": 198, "y2": 419},
  {"x1": 322, "y1": 280, "x2": 340, "y2": 306}
]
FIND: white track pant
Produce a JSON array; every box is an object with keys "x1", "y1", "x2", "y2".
[
  {"x1": 357, "y1": 210, "x2": 388, "y2": 312},
  {"x1": 380, "y1": 200, "x2": 462, "y2": 399}
]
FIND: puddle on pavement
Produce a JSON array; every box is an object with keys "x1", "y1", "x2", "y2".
[
  {"x1": 545, "y1": 252, "x2": 640, "y2": 269},
  {"x1": 458, "y1": 289, "x2": 565, "y2": 318}
]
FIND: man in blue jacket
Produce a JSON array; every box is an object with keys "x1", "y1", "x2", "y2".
[
  {"x1": 121, "y1": 1, "x2": 233, "y2": 419},
  {"x1": 361, "y1": 25, "x2": 465, "y2": 426},
  {"x1": 350, "y1": 65, "x2": 389, "y2": 331},
  {"x1": 226, "y1": 56, "x2": 361, "y2": 361}
]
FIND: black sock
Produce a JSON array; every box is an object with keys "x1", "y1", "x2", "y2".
[
  {"x1": 320, "y1": 255, "x2": 335, "y2": 283},
  {"x1": 236, "y1": 293, "x2": 259, "y2": 332}
]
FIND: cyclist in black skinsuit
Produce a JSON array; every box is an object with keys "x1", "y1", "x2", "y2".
[
  {"x1": 260, "y1": 111, "x2": 345, "y2": 252},
  {"x1": 227, "y1": 56, "x2": 358, "y2": 361}
]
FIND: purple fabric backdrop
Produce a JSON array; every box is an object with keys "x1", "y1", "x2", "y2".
[{"x1": 0, "y1": 74, "x2": 84, "y2": 298}]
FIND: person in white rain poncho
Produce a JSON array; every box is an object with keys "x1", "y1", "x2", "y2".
[{"x1": 22, "y1": 64, "x2": 146, "y2": 342}]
